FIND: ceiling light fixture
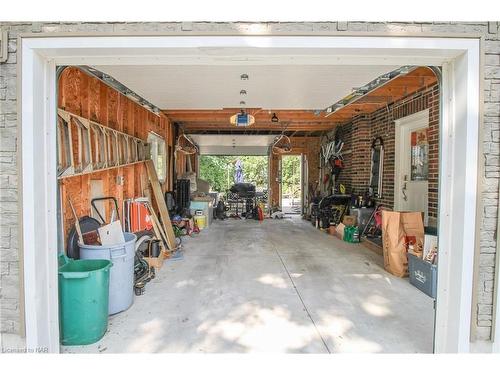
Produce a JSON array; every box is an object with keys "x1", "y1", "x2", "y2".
[
  {"x1": 271, "y1": 113, "x2": 279, "y2": 123},
  {"x1": 240, "y1": 74, "x2": 249, "y2": 80},
  {"x1": 240, "y1": 100, "x2": 246, "y2": 105},
  {"x1": 240, "y1": 89, "x2": 247, "y2": 95}
]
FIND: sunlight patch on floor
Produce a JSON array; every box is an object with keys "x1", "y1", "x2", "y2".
[
  {"x1": 256, "y1": 274, "x2": 289, "y2": 289},
  {"x1": 361, "y1": 294, "x2": 392, "y2": 318},
  {"x1": 196, "y1": 302, "x2": 319, "y2": 352},
  {"x1": 126, "y1": 318, "x2": 165, "y2": 352}
]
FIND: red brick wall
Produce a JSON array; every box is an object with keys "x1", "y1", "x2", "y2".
[
  {"x1": 336, "y1": 115, "x2": 371, "y2": 194},
  {"x1": 334, "y1": 82, "x2": 440, "y2": 223}
]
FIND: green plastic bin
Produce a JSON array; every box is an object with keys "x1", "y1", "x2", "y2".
[
  {"x1": 58, "y1": 255, "x2": 112, "y2": 345},
  {"x1": 343, "y1": 226, "x2": 360, "y2": 243}
]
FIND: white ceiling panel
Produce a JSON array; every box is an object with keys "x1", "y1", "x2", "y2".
[
  {"x1": 191, "y1": 134, "x2": 276, "y2": 155},
  {"x1": 191, "y1": 134, "x2": 276, "y2": 147},
  {"x1": 95, "y1": 64, "x2": 399, "y2": 110}
]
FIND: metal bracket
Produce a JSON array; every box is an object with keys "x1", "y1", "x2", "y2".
[
  {"x1": 90, "y1": 122, "x2": 108, "y2": 169},
  {"x1": 128, "y1": 136, "x2": 137, "y2": 163},
  {"x1": 56, "y1": 112, "x2": 75, "y2": 177},
  {"x1": 120, "y1": 134, "x2": 130, "y2": 164},
  {"x1": 71, "y1": 117, "x2": 93, "y2": 174}
]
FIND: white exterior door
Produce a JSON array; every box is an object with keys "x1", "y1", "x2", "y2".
[{"x1": 395, "y1": 109, "x2": 430, "y2": 225}]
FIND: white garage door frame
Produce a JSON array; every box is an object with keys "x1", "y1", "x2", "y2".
[{"x1": 17, "y1": 33, "x2": 483, "y2": 353}]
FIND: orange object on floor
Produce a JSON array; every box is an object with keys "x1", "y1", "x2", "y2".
[
  {"x1": 130, "y1": 201, "x2": 153, "y2": 232},
  {"x1": 257, "y1": 206, "x2": 264, "y2": 221}
]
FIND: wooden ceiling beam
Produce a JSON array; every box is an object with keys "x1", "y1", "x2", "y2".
[
  {"x1": 183, "y1": 125, "x2": 336, "y2": 132},
  {"x1": 164, "y1": 66, "x2": 437, "y2": 132},
  {"x1": 164, "y1": 114, "x2": 330, "y2": 122}
]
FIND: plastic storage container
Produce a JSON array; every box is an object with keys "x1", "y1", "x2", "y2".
[
  {"x1": 194, "y1": 215, "x2": 207, "y2": 230},
  {"x1": 343, "y1": 226, "x2": 360, "y2": 243},
  {"x1": 79, "y1": 232, "x2": 136, "y2": 314},
  {"x1": 58, "y1": 255, "x2": 112, "y2": 345},
  {"x1": 408, "y1": 253, "x2": 437, "y2": 298}
]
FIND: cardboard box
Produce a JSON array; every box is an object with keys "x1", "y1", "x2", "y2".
[
  {"x1": 423, "y1": 234, "x2": 438, "y2": 259},
  {"x1": 335, "y1": 223, "x2": 345, "y2": 240},
  {"x1": 381, "y1": 211, "x2": 424, "y2": 278},
  {"x1": 343, "y1": 215, "x2": 357, "y2": 227},
  {"x1": 144, "y1": 250, "x2": 167, "y2": 269}
]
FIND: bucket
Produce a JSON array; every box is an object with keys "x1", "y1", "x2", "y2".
[
  {"x1": 194, "y1": 215, "x2": 206, "y2": 230},
  {"x1": 58, "y1": 255, "x2": 112, "y2": 345},
  {"x1": 79, "y1": 232, "x2": 136, "y2": 315}
]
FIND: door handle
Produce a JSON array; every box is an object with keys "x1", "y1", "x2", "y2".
[{"x1": 402, "y1": 182, "x2": 408, "y2": 201}]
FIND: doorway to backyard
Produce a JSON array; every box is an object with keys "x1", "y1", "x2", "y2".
[{"x1": 280, "y1": 155, "x2": 302, "y2": 215}]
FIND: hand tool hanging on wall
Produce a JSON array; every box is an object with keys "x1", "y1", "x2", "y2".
[
  {"x1": 369, "y1": 137, "x2": 385, "y2": 198},
  {"x1": 271, "y1": 134, "x2": 292, "y2": 154},
  {"x1": 271, "y1": 121, "x2": 292, "y2": 155},
  {"x1": 327, "y1": 127, "x2": 345, "y2": 194}
]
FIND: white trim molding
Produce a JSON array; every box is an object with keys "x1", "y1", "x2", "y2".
[
  {"x1": 394, "y1": 108, "x2": 430, "y2": 222},
  {"x1": 18, "y1": 34, "x2": 481, "y2": 353}
]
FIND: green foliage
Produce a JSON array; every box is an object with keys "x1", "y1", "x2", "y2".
[
  {"x1": 199, "y1": 155, "x2": 268, "y2": 192},
  {"x1": 281, "y1": 155, "x2": 301, "y2": 198},
  {"x1": 238, "y1": 155, "x2": 268, "y2": 189},
  {"x1": 199, "y1": 154, "x2": 301, "y2": 198},
  {"x1": 198, "y1": 155, "x2": 231, "y2": 192}
]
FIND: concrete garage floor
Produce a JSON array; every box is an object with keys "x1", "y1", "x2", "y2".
[{"x1": 63, "y1": 216, "x2": 434, "y2": 354}]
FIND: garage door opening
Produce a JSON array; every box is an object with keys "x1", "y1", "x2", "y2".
[
  {"x1": 19, "y1": 35, "x2": 481, "y2": 353},
  {"x1": 199, "y1": 154, "x2": 269, "y2": 218},
  {"x1": 54, "y1": 63, "x2": 438, "y2": 353}
]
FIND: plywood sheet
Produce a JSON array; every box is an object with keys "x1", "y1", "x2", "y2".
[{"x1": 58, "y1": 67, "x2": 174, "y2": 241}]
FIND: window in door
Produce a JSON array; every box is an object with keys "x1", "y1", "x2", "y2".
[{"x1": 410, "y1": 128, "x2": 429, "y2": 181}]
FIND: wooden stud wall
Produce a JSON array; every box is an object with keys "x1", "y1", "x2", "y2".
[{"x1": 58, "y1": 67, "x2": 174, "y2": 241}]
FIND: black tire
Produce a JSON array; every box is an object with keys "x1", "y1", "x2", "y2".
[
  {"x1": 134, "y1": 230, "x2": 155, "y2": 254},
  {"x1": 66, "y1": 216, "x2": 101, "y2": 259}
]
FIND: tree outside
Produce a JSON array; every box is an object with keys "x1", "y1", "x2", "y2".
[
  {"x1": 199, "y1": 155, "x2": 268, "y2": 192},
  {"x1": 281, "y1": 155, "x2": 301, "y2": 199}
]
